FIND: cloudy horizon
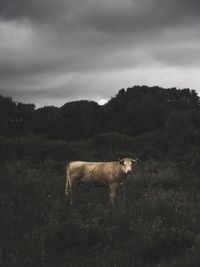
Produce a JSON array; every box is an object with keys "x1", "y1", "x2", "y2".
[{"x1": 0, "y1": 0, "x2": 200, "y2": 107}]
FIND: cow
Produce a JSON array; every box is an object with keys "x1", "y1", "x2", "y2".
[{"x1": 65, "y1": 158, "x2": 138, "y2": 204}]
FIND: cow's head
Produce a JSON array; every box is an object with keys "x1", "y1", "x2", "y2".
[{"x1": 119, "y1": 158, "x2": 138, "y2": 174}]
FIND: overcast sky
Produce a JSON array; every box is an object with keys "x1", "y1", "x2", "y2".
[{"x1": 0, "y1": 0, "x2": 200, "y2": 107}]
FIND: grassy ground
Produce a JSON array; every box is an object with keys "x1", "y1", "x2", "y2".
[{"x1": 1, "y1": 159, "x2": 200, "y2": 267}]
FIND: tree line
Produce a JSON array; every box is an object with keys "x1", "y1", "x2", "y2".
[{"x1": 1, "y1": 85, "x2": 200, "y2": 141}]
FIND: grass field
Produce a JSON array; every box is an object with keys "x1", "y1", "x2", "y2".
[{"x1": 1, "y1": 156, "x2": 200, "y2": 267}]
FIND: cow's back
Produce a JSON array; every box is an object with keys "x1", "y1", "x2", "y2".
[{"x1": 68, "y1": 161, "x2": 119, "y2": 186}]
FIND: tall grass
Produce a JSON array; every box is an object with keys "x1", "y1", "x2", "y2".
[{"x1": 1, "y1": 159, "x2": 200, "y2": 266}]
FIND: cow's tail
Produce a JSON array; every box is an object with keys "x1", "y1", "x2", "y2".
[{"x1": 65, "y1": 162, "x2": 71, "y2": 200}]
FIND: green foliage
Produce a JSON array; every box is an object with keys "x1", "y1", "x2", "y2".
[
  {"x1": 0, "y1": 135, "x2": 81, "y2": 162},
  {"x1": 0, "y1": 95, "x2": 35, "y2": 136},
  {"x1": 91, "y1": 132, "x2": 136, "y2": 160}
]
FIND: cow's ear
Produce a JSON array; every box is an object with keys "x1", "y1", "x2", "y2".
[
  {"x1": 119, "y1": 159, "x2": 125, "y2": 165},
  {"x1": 132, "y1": 159, "x2": 138, "y2": 164}
]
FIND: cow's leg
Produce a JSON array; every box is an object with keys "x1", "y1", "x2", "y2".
[
  {"x1": 65, "y1": 180, "x2": 71, "y2": 198},
  {"x1": 65, "y1": 169, "x2": 73, "y2": 204},
  {"x1": 65, "y1": 178, "x2": 79, "y2": 205},
  {"x1": 65, "y1": 183, "x2": 74, "y2": 205},
  {"x1": 109, "y1": 183, "x2": 118, "y2": 205}
]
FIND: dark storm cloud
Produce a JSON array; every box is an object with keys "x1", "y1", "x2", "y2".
[
  {"x1": 82, "y1": 0, "x2": 200, "y2": 35},
  {"x1": 0, "y1": 0, "x2": 200, "y2": 106},
  {"x1": 1, "y1": 0, "x2": 200, "y2": 31},
  {"x1": 0, "y1": 0, "x2": 70, "y2": 22}
]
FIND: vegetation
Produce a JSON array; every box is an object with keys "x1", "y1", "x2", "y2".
[{"x1": 0, "y1": 85, "x2": 200, "y2": 266}]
